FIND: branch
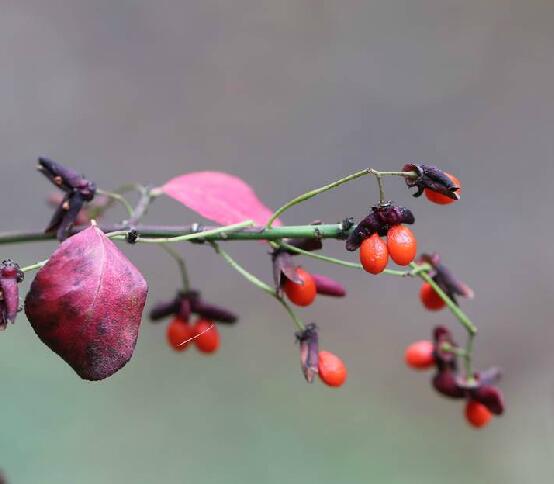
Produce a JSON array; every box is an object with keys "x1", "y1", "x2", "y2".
[
  {"x1": 0, "y1": 222, "x2": 354, "y2": 245},
  {"x1": 126, "y1": 185, "x2": 158, "y2": 226}
]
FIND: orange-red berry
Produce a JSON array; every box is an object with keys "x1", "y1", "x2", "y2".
[
  {"x1": 318, "y1": 351, "x2": 347, "y2": 387},
  {"x1": 419, "y1": 282, "x2": 446, "y2": 311},
  {"x1": 192, "y1": 320, "x2": 220, "y2": 353},
  {"x1": 425, "y1": 173, "x2": 461, "y2": 205},
  {"x1": 359, "y1": 233, "x2": 389, "y2": 274},
  {"x1": 283, "y1": 268, "x2": 317, "y2": 307},
  {"x1": 387, "y1": 225, "x2": 417, "y2": 266},
  {"x1": 465, "y1": 400, "x2": 492, "y2": 428},
  {"x1": 166, "y1": 318, "x2": 194, "y2": 351},
  {"x1": 405, "y1": 340, "x2": 435, "y2": 369}
]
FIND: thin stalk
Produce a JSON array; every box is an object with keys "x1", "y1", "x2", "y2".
[
  {"x1": 96, "y1": 189, "x2": 134, "y2": 218},
  {"x1": 464, "y1": 332, "x2": 476, "y2": 383},
  {"x1": 406, "y1": 263, "x2": 432, "y2": 277},
  {"x1": 105, "y1": 231, "x2": 130, "y2": 239},
  {"x1": 160, "y1": 243, "x2": 190, "y2": 291},
  {"x1": 266, "y1": 168, "x2": 417, "y2": 227},
  {"x1": 211, "y1": 242, "x2": 274, "y2": 295},
  {"x1": 412, "y1": 264, "x2": 477, "y2": 335},
  {"x1": 110, "y1": 220, "x2": 255, "y2": 244},
  {"x1": 113, "y1": 183, "x2": 146, "y2": 195},
  {"x1": 127, "y1": 186, "x2": 156, "y2": 226},
  {"x1": 370, "y1": 169, "x2": 386, "y2": 204},
  {"x1": 20, "y1": 260, "x2": 48, "y2": 273},
  {"x1": 276, "y1": 241, "x2": 408, "y2": 276},
  {"x1": 440, "y1": 342, "x2": 468, "y2": 357},
  {"x1": 411, "y1": 262, "x2": 477, "y2": 380},
  {"x1": 266, "y1": 168, "x2": 372, "y2": 227},
  {"x1": 211, "y1": 242, "x2": 305, "y2": 331},
  {"x1": 373, "y1": 171, "x2": 417, "y2": 177},
  {"x1": 276, "y1": 298, "x2": 306, "y2": 332}
]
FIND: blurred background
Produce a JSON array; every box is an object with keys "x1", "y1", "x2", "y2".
[{"x1": 0, "y1": 1, "x2": 553, "y2": 482}]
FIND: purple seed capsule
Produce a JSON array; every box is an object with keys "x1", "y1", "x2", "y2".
[
  {"x1": 38, "y1": 158, "x2": 98, "y2": 241},
  {"x1": 312, "y1": 274, "x2": 346, "y2": 297},
  {"x1": 432, "y1": 370, "x2": 465, "y2": 399},
  {"x1": 296, "y1": 323, "x2": 319, "y2": 383},
  {"x1": 0, "y1": 259, "x2": 24, "y2": 328},
  {"x1": 403, "y1": 163, "x2": 460, "y2": 200}
]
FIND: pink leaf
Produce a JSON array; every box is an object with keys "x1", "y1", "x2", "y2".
[
  {"x1": 24, "y1": 226, "x2": 148, "y2": 381},
  {"x1": 161, "y1": 172, "x2": 281, "y2": 226}
]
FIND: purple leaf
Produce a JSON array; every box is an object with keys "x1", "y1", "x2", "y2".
[
  {"x1": 24, "y1": 225, "x2": 148, "y2": 381},
  {"x1": 162, "y1": 171, "x2": 281, "y2": 226}
]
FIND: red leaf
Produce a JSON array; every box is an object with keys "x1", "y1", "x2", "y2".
[
  {"x1": 161, "y1": 172, "x2": 281, "y2": 226},
  {"x1": 24, "y1": 226, "x2": 148, "y2": 381}
]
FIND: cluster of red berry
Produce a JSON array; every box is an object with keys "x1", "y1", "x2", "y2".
[
  {"x1": 150, "y1": 290, "x2": 237, "y2": 354},
  {"x1": 360, "y1": 223, "x2": 417, "y2": 274},
  {"x1": 166, "y1": 318, "x2": 219, "y2": 353},
  {"x1": 405, "y1": 326, "x2": 504, "y2": 429}
]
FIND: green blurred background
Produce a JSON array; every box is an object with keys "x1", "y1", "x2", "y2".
[{"x1": 1, "y1": 1, "x2": 554, "y2": 482}]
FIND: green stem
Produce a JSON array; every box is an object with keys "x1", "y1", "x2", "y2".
[
  {"x1": 412, "y1": 264, "x2": 477, "y2": 335},
  {"x1": 211, "y1": 242, "x2": 274, "y2": 295},
  {"x1": 96, "y1": 189, "x2": 134, "y2": 218},
  {"x1": 160, "y1": 243, "x2": 190, "y2": 291},
  {"x1": 276, "y1": 298, "x2": 306, "y2": 332},
  {"x1": 105, "y1": 230, "x2": 130, "y2": 239},
  {"x1": 440, "y1": 342, "x2": 467, "y2": 357},
  {"x1": 110, "y1": 220, "x2": 255, "y2": 244},
  {"x1": 370, "y1": 169, "x2": 386, "y2": 204},
  {"x1": 406, "y1": 263, "x2": 432, "y2": 277},
  {"x1": 20, "y1": 260, "x2": 48, "y2": 273},
  {"x1": 266, "y1": 168, "x2": 372, "y2": 227},
  {"x1": 211, "y1": 242, "x2": 305, "y2": 331},
  {"x1": 113, "y1": 183, "x2": 146, "y2": 195},
  {"x1": 0, "y1": 223, "x2": 353, "y2": 245},
  {"x1": 265, "y1": 168, "x2": 417, "y2": 228},
  {"x1": 127, "y1": 186, "x2": 158, "y2": 226},
  {"x1": 464, "y1": 332, "x2": 476, "y2": 383},
  {"x1": 373, "y1": 171, "x2": 417, "y2": 177},
  {"x1": 411, "y1": 262, "x2": 477, "y2": 380},
  {"x1": 276, "y1": 241, "x2": 408, "y2": 276}
]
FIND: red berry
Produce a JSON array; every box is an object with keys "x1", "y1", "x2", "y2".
[
  {"x1": 405, "y1": 340, "x2": 435, "y2": 369},
  {"x1": 318, "y1": 351, "x2": 347, "y2": 387},
  {"x1": 166, "y1": 318, "x2": 194, "y2": 351},
  {"x1": 465, "y1": 400, "x2": 492, "y2": 428},
  {"x1": 425, "y1": 173, "x2": 461, "y2": 205},
  {"x1": 192, "y1": 320, "x2": 220, "y2": 353},
  {"x1": 419, "y1": 282, "x2": 446, "y2": 310},
  {"x1": 387, "y1": 225, "x2": 417, "y2": 266},
  {"x1": 359, "y1": 233, "x2": 389, "y2": 274},
  {"x1": 283, "y1": 268, "x2": 317, "y2": 307}
]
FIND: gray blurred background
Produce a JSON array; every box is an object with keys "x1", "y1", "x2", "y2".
[{"x1": 1, "y1": 1, "x2": 553, "y2": 483}]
